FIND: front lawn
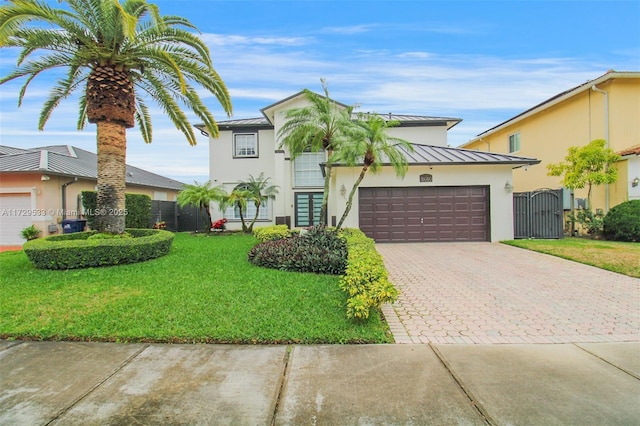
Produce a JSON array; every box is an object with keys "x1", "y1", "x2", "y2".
[
  {"x1": 502, "y1": 237, "x2": 640, "y2": 278},
  {"x1": 0, "y1": 233, "x2": 393, "y2": 344}
]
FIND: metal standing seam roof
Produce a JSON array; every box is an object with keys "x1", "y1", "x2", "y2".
[
  {"x1": 0, "y1": 145, "x2": 185, "y2": 190},
  {"x1": 201, "y1": 113, "x2": 463, "y2": 133},
  {"x1": 331, "y1": 143, "x2": 541, "y2": 167}
]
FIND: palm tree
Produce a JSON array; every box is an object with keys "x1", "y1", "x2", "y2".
[
  {"x1": 335, "y1": 113, "x2": 415, "y2": 229},
  {"x1": 277, "y1": 79, "x2": 353, "y2": 225},
  {"x1": 177, "y1": 180, "x2": 226, "y2": 231},
  {"x1": 219, "y1": 173, "x2": 279, "y2": 233},
  {"x1": 220, "y1": 187, "x2": 253, "y2": 233},
  {"x1": 0, "y1": 0, "x2": 232, "y2": 234}
]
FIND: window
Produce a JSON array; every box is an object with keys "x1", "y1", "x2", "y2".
[
  {"x1": 294, "y1": 150, "x2": 325, "y2": 187},
  {"x1": 224, "y1": 183, "x2": 270, "y2": 221},
  {"x1": 509, "y1": 132, "x2": 521, "y2": 153},
  {"x1": 295, "y1": 192, "x2": 324, "y2": 227},
  {"x1": 224, "y1": 200, "x2": 270, "y2": 221},
  {"x1": 234, "y1": 133, "x2": 258, "y2": 158}
]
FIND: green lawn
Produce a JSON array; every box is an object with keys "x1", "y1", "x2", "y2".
[
  {"x1": 502, "y1": 237, "x2": 640, "y2": 278},
  {"x1": 0, "y1": 233, "x2": 393, "y2": 344}
]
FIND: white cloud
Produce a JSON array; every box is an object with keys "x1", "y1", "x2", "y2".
[{"x1": 201, "y1": 33, "x2": 312, "y2": 47}]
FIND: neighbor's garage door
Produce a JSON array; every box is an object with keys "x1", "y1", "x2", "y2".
[
  {"x1": 359, "y1": 186, "x2": 489, "y2": 242},
  {"x1": 0, "y1": 194, "x2": 32, "y2": 245}
]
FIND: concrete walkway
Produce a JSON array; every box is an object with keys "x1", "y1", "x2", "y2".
[
  {"x1": 377, "y1": 242, "x2": 640, "y2": 344},
  {"x1": 1, "y1": 340, "x2": 639, "y2": 425}
]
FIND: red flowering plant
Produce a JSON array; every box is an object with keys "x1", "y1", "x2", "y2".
[
  {"x1": 211, "y1": 218, "x2": 228, "y2": 231},
  {"x1": 153, "y1": 221, "x2": 166, "y2": 230}
]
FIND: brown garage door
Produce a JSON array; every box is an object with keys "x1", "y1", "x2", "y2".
[{"x1": 359, "y1": 186, "x2": 489, "y2": 242}]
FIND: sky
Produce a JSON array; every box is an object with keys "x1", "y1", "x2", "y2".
[{"x1": 1, "y1": 0, "x2": 639, "y2": 184}]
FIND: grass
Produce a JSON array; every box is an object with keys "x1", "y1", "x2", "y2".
[
  {"x1": 502, "y1": 237, "x2": 640, "y2": 278},
  {"x1": 0, "y1": 233, "x2": 393, "y2": 344}
]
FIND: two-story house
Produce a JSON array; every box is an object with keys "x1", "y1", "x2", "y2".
[
  {"x1": 203, "y1": 91, "x2": 540, "y2": 242},
  {"x1": 461, "y1": 70, "x2": 640, "y2": 213}
]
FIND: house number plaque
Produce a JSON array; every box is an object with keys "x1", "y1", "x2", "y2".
[{"x1": 419, "y1": 173, "x2": 433, "y2": 183}]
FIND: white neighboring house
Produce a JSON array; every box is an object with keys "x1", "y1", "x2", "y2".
[{"x1": 200, "y1": 91, "x2": 540, "y2": 242}]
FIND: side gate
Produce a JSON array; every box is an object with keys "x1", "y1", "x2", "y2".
[
  {"x1": 150, "y1": 201, "x2": 208, "y2": 232},
  {"x1": 513, "y1": 189, "x2": 564, "y2": 239}
]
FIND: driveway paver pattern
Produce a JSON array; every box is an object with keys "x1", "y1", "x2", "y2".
[{"x1": 377, "y1": 243, "x2": 640, "y2": 344}]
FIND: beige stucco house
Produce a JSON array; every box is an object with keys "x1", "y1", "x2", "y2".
[
  {"x1": 461, "y1": 70, "x2": 640, "y2": 213},
  {"x1": 0, "y1": 145, "x2": 184, "y2": 245},
  {"x1": 202, "y1": 92, "x2": 540, "y2": 243}
]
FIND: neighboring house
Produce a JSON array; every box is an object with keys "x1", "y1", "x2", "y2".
[
  {"x1": 201, "y1": 92, "x2": 540, "y2": 243},
  {"x1": 0, "y1": 145, "x2": 184, "y2": 245},
  {"x1": 461, "y1": 70, "x2": 640, "y2": 213}
]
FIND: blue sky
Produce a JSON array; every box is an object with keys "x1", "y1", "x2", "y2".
[{"x1": 1, "y1": 0, "x2": 639, "y2": 183}]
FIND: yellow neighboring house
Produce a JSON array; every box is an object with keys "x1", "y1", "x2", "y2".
[{"x1": 461, "y1": 70, "x2": 640, "y2": 213}]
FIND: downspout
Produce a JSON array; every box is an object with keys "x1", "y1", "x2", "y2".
[
  {"x1": 61, "y1": 177, "x2": 78, "y2": 219},
  {"x1": 591, "y1": 84, "x2": 610, "y2": 212}
]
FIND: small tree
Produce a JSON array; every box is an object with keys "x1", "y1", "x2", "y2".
[
  {"x1": 547, "y1": 139, "x2": 620, "y2": 236},
  {"x1": 177, "y1": 181, "x2": 226, "y2": 232},
  {"x1": 244, "y1": 173, "x2": 279, "y2": 232},
  {"x1": 221, "y1": 173, "x2": 279, "y2": 233},
  {"x1": 334, "y1": 113, "x2": 414, "y2": 229}
]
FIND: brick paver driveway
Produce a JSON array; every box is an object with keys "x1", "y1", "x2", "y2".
[{"x1": 377, "y1": 243, "x2": 640, "y2": 344}]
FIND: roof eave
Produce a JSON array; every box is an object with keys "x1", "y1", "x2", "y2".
[{"x1": 463, "y1": 71, "x2": 640, "y2": 146}]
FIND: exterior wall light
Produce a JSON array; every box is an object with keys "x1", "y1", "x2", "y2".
[
  {"x1": 504, "y1": 181, "x2": 514, "y2": 193},
  {"x1": 340, "y1": 184, "x2": 347, "y2": 197},
  {"x1": 633, "y1": 177, "x2": 639, "y2": 188},
  {"x1": 41, "y1": 174, "x2": 50, "y2": 181}
]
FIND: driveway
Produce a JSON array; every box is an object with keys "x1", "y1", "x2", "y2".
[{"x1": 377, "y1": 242, "x2": 640, "y2": 344}]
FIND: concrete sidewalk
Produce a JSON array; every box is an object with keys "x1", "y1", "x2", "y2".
[{"x1": 2, "y1": 340, "x2": 639, "y2": 425}]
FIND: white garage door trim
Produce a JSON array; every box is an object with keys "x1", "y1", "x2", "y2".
[{"x1": 0, "y1": 187, "x2": 37, "y2": 246}]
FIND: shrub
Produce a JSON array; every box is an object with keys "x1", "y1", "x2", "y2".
[
  {"x1": 338, "y1": 228, "x2": 398, "y2": 320},
  {"x1": 23, "y1": 229, "x2": 174, "y2": 270},
  {"x1": 248, "y1": 225, "x2": 347, "y2": 274},
  {"x1": 252, "y1": 224, "x2": 292, "y2": 242},
  {"x1": 571, "y1": 209, "x2": 604, "y2": 238},
  {"x1": 21, "y1": 224, "x2": 41, "y2": 241},
  {"x1": 81, "y1": 191, "x2": 151, "y2": 229},
  {"x1": 603, "y1": 200, "x2": 640, "y2": 242}
]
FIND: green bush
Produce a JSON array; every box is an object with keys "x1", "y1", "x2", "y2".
[
  {"x1": 338, "y1": 228, "x2": 398, "y2": 320},
  {"x1": 21, "y1": 224, "x2": 41, "y2": 241},
  {"x1": 248, "y1": 225, "x2": 347, "y2": 274},
  {"x1": 23, "y1": 229, "x2": 174, "y2": 270},
  {"x1": 253, "y1": 225, "x2": 294, "y2": 242},
  {"x1": 603, "y1": 200, "x2": 640, "y2": 242},
  {"x1": 81, "y1": 191, "x2": 151, "y2": 229}
]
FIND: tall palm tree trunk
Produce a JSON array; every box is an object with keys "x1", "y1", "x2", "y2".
[{"x1": 95, "y1": 121, "x2": 127, "y2": 233}]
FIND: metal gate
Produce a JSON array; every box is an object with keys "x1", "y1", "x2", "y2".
[
  {"x1": 513, "y1": 189, "x2": 564, "y2": 239},
  {"x1": 150, "y1": 201, "x2": 208, "y2": 232}
]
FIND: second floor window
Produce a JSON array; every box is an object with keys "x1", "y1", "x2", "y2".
[
  {"x1": 234, "y1": 133, "x2": 258, "y2": 158},
  {"x1": 508, "y1": 132, "x2": 521, "y2": 153},
  {"x1": 294, "y1": 150, "x2": 326, "y2": 187}
]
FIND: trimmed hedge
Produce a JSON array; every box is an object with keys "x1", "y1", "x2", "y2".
[
  {"x1": 23, "y1": 229, "x2": 174, "y2": 270},
  {"x1": 603, "y1": 200, "x2": 640, "y2": 242},
  {"x1": 338, "y1": 229, "x2": 399, "y2": 320},
  {"x1": 81, "y1": 191, "x2": 151, "y2": 229},
  {"x1": 253, "y1": 225, "x2": 295, "y2": 242}
]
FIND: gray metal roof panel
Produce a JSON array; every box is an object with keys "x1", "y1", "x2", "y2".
[
  {"x1": 0, "y1": 145, "x2": 185, "y2": 190},
  {"x1": 332, "y1": 143, "x2": 540, "y2": 167}
]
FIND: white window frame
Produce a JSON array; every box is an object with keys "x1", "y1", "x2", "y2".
[
  {"x1": 294, "y1": 150, "x2": 326, "y2": 187},
  {"x1": 224, "y1": 199, "x2": 270, "y2": 221},
  {"x1": 508, "y1": 132, "x2": 521, "y2": 153},
  {"x1": 233, "y1": 133, "x2": 258, "y2": 158}
]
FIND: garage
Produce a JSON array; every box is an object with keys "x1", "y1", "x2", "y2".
[
  {"x1": 358, "y1": 186, "x2": 489, "y2": 242},
  {"x1": 0, "y1": 194, "x2": 32, "y2": 246}
]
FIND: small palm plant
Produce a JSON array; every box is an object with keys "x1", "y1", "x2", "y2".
[{"x1": 177, "y1": 181, "x2": 227, "y2": 232}]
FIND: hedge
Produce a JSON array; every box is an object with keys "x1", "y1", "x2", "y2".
[
  {"x1": 81, "y1": 191, "x2": 151, "y2": 229},
  {"x1": 23, "y1": 229, "x2": 174, "y2": 270},
  {"x1": 338, "y1": 229, "x2": 399, "y2": 319}
]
